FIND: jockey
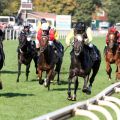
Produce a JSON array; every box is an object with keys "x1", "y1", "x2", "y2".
[
  {"x1": 36, "y1": 18, "x2": 61, "y2": 54},
  {"x1": 20, "y1": 23, "x2": 31, "y2": 36},
  {"x1": 66, "y1": 21, "x2": 98, "y2": 61},
  {"x1": 106, "y1": 26, "x2": 119, "y2": 46},
  {"x1": 18, "y1": 23, "x2": 35, "y2": 53}
]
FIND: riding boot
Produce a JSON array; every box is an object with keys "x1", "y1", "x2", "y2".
[{"x1": 88, "y1": 43, "x2": 98, "y2": 61}]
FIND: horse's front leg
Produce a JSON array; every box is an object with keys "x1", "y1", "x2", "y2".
[
  {"x1": 67, "y1": 70, "x2": 73, "y2": 100},
  {"x1": 44, "y1": 69, "x2": 53, "y2": 90},
  {"x1": 106, "y1": 61, "x2": 112, "y2": 81},
  {"x1": 82, "y1": 75, "x2": 89, "y2": 93},
  {"x1": 72, "y1": 76, "x2": 78, "y2": 101},
  {"x1": 17, "y1": 62, "x2": 21, "y2": 82},
  {"x1": 26, "y1": 64, "x2": 30, "y2": 81},
  {"x1": 38, "y1": 70, "x2": 44, "y2": 85}
]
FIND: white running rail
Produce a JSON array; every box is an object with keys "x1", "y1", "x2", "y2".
[{"x1": 32, "y1": 82, "x2": 120, "y2": 120}]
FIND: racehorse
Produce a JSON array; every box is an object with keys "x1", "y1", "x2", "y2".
[
  {"x1": 0, "y1": 37, "x2": 5, "y2": 89},
  {"x1": 17, "y1": 34, "x2": 38, "y2": 82},
  {"x1": 37, "y1": 36, "x2": 64, "y2": 90},
  {"x1": 104, "y1": 32, "x2": 120, "y2": 81},
  {"x1": 67, "y1": 34, "x2": 101, "y2": 101}
]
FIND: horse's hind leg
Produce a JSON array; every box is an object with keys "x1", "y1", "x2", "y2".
[
  {"x1": 17, "y1": 62, "x2": 21, "y2": 82},
  {"x1": 54, "y1": 59, "x2": 62, "y2": 85},
  {"x1": 33, "y1": 55, "x2": 38, "y2": 74},
  {"x1": 26, "y1": 64, "x2": 30, "y2": 81},
  {"x1": 87, "y1": 61, "x2": 101, "y2": 94}
]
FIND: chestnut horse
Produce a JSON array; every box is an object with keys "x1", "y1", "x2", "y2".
[
  {"x1": 17, "y1": 34, "x2": 38, "y2": 82},
  {"x1": 67, "y1": 34, "x2": 101, "y2": 101},
  {"x1": 37, "y1": 36, "x2": 64, "y2": 90},
  {"x1": 0, "y1": 38, "x2": 5, "y2": 89},
  {"x1": 104, "y1": 32, "x2": 120, "y2": 81}
]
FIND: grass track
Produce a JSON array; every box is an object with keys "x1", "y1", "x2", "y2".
[{"x1": 0, "y1": 37, "x2": 119, "y2": 120}]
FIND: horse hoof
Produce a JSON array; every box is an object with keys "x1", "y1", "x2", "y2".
[
  {"x1": 44, "y1": 79, "x2": 48, "y2": 87},
  {"x1": 39, "y1": 80, "x2": 44, "y2": 85},
  {"x1": 82, "y1": 88, "x2": 88, "y2": 93},
  {"x1": 67, "y1": 96, "x2": 72, "y2": 101},
  {"x1": 86, "y1": 90, "x2": 91, "y2": 95},
  {"x1": 72, "y1": 97, "x2": 76, "y2": 101}
]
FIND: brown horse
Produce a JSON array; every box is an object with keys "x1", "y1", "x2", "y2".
[
  {"x1": 37, "y1": 36, "x2": 64, "y2": 90},
  {"x1": 17, "y1": 34, "x2": 38, "y2": 82},
  {"x1": 104, "y1": 32, "x2": 120, "y2": 81}
]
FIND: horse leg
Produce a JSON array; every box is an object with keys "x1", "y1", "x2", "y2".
[
  {"x1": 106, "y1": 62, "x2": 112, "y2": 81},
  {"x1": 67, "y1": 70, "x2": 73, "y2": 100},
  {"x1": 87, "y1": 61, "x2": 101, "y2": 95},
  {"x1": 0, "y1": 81, "x2": 2, "y2": 89},
  {"x1": 72, "y1": 76, "x2": 78, "y2": 101},
  {"x1": 33, "y1": 55, "x2": 38, "y2": 74},
  {"x1": 116, "y1": 64, "x2": 120, "y2": 81},
  {"x1": 26, "y1": 64, "x2": 30, "y2": 81},
  {"x1": 55, "y1": 59, "x2": 62, "y2": 85},
  {"x1": 0, "y1": 73, "x2": 2, "y2": 89},
  {"x1": 17, "y1": 62, "x2": 21, "y2": 82},
  {"x1": 44, "y1": 69, "x2": 53, "y2": 90},
  {"x1": 82, "y1": 75, "x2": 89, "y2": 93},
  {"x1": 38, "y1": 70, "x2": 44, "y2": 85}
]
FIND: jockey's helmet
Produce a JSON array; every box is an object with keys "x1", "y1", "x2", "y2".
[
  {"x1": 41, "y1": 23, "x2": 49, "y2": 30},
  {"x1": 75, "y1": 22, "x2": 86, "y2": 32},
  {"x1": 41, "y1": 18, "x2": 47, "y2": 24},
  {"x1": 41, "y1": 23, "x2": 49, "y2": 35},
  {"x1": 108, "y1": 26, "x2": 116, "y2": 33}
]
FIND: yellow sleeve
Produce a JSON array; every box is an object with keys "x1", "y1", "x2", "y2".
[
  {"x1": 54, "y1": 31, "x2": 59, "y2": 40},
  {"x1": 86, "y1": 27, "x2": 93, "y2": 42},
  {"x1": 65, "y1": 29, "x2": 74, "y2": 46},
  {"x1": 36, "y1": 21, "x2": 41, "y2": 32}
]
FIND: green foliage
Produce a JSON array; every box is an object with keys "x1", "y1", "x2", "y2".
[{"x1": 108, "y1": 0, "x2": 120, "y2": 24}]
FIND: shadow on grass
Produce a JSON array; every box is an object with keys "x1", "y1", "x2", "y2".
[
  {"x1": 1, "y1": 70, "x2": 24, "y2": 74},
  {"x1": 53, "y1": 88, "x2": 81, "y2": 91},
  {"x1": 0, "y1": 92, "x2": 34, "y2": 97}
]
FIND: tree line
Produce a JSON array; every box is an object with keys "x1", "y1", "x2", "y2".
[{"x1": 0, "y1": 0, "x2": 120, "y2": 24}]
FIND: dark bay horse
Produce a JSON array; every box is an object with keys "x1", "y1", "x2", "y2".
[
  {"x1": 104, "y1": 32, "x2": 120, "y2": 81},
  {"x1": 0, "y1": 37, "x2": 5, "y2": 89},
  {"x1": 17, "y1": 34, "x2": 38, "y2": 82},
  {"x1": 67, "y1": 35, "x2": 101, "y2": 101},
  {"x1": 37, "y1": 36, "x2": 64, "y2": 90}
]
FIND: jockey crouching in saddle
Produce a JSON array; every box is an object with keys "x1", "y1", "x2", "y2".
[
  {"x1": 18, "y1": 23, "x2": 35, "y2": 54},
  {"x1": 36, "y1": 18, "x2": 63, "y2": 64},
  {"x1": 66, "y1": 21, "x2": 98, "y2": 73}
]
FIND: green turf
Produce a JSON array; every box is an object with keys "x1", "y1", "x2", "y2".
[{"x1": 0, "y1": 37, "x2": 118, "y2": 120}]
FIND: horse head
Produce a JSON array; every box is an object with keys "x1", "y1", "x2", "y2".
[
  {"x1": 18, "y1": 34, "x2": 27, "y2": 50},
  {"x1": 73, "y1": 34, "x2": 84, "y2": 56},
  {"x1": 39, "y1": 35, "x2": 49, "y2": 52},
  {"x1": 108, "y1": 32, "x2": 117, "y2": 49}
]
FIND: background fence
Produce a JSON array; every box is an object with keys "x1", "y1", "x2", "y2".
[{"x1": 3, "y1": 29, "x2": 107, "y2": 40}]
